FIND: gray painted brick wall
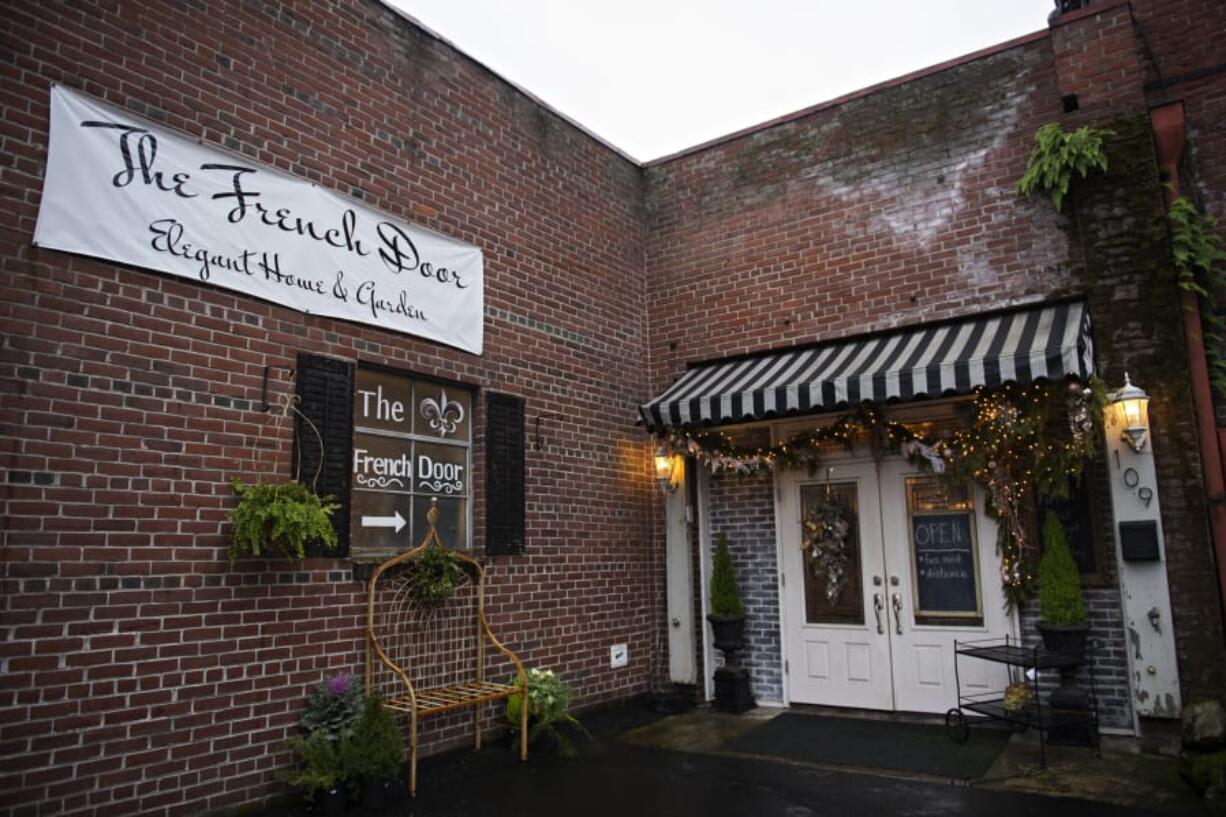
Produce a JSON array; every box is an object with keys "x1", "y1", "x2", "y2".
[
  {"x1": 1020, "y1": 587, "x2": 1136, "y2": 731},
  {"x1": 709, "y1": 471, "x2": 784, "y2": 703}
]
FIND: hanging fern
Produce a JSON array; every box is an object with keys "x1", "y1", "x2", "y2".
[
  {"x1": 1016, "y1": 123, "x2": 1113, "y2": 211},
  {"x1": 228, "y1": 479, "x2": 339, "y2": 564},
  {"x1": 1168, "y1": 197, "x2": 1226, "y2": 399}
]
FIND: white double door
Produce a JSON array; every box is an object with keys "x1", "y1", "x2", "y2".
[{"x1": 779, "y1": 457, "x2": 1012, "y2": 713}]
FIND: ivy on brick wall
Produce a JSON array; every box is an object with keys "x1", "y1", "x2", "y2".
[
  {"x1": 1167, "y1": 196, "x2": 1226, "y2": 399},
  {"x1": 1016, "y1": 123, "x2": 1113, "y2": 211}
]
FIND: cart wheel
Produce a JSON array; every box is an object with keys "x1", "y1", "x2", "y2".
[{"x1": 945, "y1": 708, "x2": 969, "y2": 744}]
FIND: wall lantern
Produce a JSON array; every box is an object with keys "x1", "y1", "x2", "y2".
[
  {"x1": 654, "y1": 446, "x2": 679, "y2": 494},
  {"x1": 1110, "y1": 372, "x2": 1150, "y2": 453}
]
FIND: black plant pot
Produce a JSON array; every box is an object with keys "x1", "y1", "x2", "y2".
[
  {"x1": 707, "y1": 614, "x2": 746, "y2": 665},
  {"x1": 360, "y1": 777, "x2": 386, "y2": 812},
  {"x1": 318, "y1": 787, "x2": 346, "y2": 816},
  {"x1": 1038, "y1": 621, "x2": 1089, "y2": 658},
  {"x1": 708, "y1": 613, "x2": 753, "y2": 714},
  {"x1": 1038, "y1": 621, "x2": 1090, "y2": 711}
]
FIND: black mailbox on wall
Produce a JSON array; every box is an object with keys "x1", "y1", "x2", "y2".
[{"x1": 1119, "y1": 520, "x2": 1161, "y2": 562}]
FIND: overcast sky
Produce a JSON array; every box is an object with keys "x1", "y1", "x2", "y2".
[{"x1": 386, "y1": 1, "x2": 1056, "y2": 162}]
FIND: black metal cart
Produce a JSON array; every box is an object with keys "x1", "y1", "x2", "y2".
[{"x1": 946, "y1": 635, "x2": 1100, "y2": 767}]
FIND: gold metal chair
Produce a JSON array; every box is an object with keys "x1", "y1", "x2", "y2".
[{"x1": 365, "y1": 499, "x2": 527, "y2": 796}]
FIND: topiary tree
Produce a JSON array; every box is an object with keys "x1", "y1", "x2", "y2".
[
  {"x1": 709, "y1": 532, "x2": 745, "y2": 618},
  {"x1": 1038, "y1": 511, "x2": 1086, "y2": 625}
]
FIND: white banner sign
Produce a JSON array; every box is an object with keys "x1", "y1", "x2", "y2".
[{"x1": 33, "y1": 86, "x2": 484, "y2": 354}]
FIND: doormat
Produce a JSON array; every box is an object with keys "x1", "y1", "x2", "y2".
[{"x1": 725, "y1": 713, "x2": 1009, "y2": 780}]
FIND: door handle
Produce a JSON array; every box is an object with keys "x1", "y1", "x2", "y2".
[
  {"x1": 873, "y1": 593, "x2": 884, "y2": 634},
  {"x1": 891, "y1": 593, "x2": 903, "y2": 635}
]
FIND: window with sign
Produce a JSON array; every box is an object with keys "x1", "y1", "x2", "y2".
[
  {"x1": 906, "y1": 477, "x2": 983, "y2": 626},
  {"x1": 350, "y1": 366, "x2": 472, "y2": 558}
]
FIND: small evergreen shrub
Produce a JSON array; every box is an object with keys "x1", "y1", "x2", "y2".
[
  {"x1": 1016, "y1": 123, "x2": 1113, "y2": 211},
  {"x1": 341, "y1": 694, "x2": 404, "y2": 781},
  {"x1": 1038, "y1": 511, "x2": 1087, "y2": 625},
  {"x1": 709, "y1": 532, "x2": 745, "y2": 618},
  {"x1": 283, "y1": 731, "x2": 344, "y2": 801},
  {"x1": 228, "y1": 479, "x2": 338, "y2": 564}
]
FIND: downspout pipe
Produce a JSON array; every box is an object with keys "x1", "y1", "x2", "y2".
[{"x1": 1150, "y1": 101, "x2": 1226, "y2": 640}]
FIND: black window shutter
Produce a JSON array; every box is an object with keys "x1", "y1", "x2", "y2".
[
  {"x1": 485, "y1": 393, "x2": 525, "y2": 556},
  {"x1": 294, "y1": 352, "x2": 354, "y2": 557}
]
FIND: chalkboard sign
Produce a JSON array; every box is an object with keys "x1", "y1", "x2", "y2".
[{"x1": 912, "y1": 512, "x2": 978, "y2": 613}]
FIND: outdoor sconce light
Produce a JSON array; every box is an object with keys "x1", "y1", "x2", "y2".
[
  {"x1": 654, "y1": 446, "x2": 679, "y2": 494},
  {"x1": 1110, "y1": 373, "x2": 1150, "y2": 453}
]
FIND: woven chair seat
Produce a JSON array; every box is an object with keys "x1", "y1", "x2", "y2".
[{"x1": 385, "y1": 681, "x2": 520, "y2": 717}]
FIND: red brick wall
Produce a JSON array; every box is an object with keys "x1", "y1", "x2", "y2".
[
  {"x1": 642, "y1": 37, "x2": 1072, "y2": 385},
  {"x1": 0, "y1": 2, "x2": 656, "y2": 815}
]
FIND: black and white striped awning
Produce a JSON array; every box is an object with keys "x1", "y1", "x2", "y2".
[{"x1": 639, "y1": 300, "x2": 1095, "y2": 433}]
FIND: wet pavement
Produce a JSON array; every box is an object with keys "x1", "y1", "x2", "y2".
[{"x1": 263, "y1": 701, "x2": 1206, "y2": 817}]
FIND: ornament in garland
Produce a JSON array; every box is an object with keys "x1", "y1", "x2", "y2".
[{"x1": 801, "y1": 488, "x2": 854, "y2": 604}]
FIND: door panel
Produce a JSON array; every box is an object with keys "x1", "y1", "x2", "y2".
[
  {"x1": 878, "y1": 459, "x2": 1011, "y2": 713},
  {"x1": 780, "y1": 455, "x2": 1013, "y2": 713},
  {"x1": 781, "y1": 461, "x2": 893, "y2": 710}
]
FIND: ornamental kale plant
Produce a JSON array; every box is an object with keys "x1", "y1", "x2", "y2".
[{"x1": 300, "y1": 673, "x2": 364, "y2": 741}]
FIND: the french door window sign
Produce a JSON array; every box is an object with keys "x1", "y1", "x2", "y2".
[
  {"x1": 351, "y1": 367, "x2": 472, "y2": 557},
  {"x1": 32, "y1": 85, "x2": 485, "y2": 354}
]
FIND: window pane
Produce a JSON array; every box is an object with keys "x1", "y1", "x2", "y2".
[
  {"x1": 413, "y1": 380, "x2": 470, "y2": 441},
  {"x1": 907, "y1": 477, "x2": 982, "y2": 622},
  {"x1": 353, "y1": 368, "x2": 414, "y2": 435},
  {"x1": 413, "y1": 441, "x2": 468, "y2": 497},
  {"x1": 800, "y1": 482, "x2": 864, "y2": 625},
  {"x1": 412, "y1": 495, "x2": 467, "y2": 551}
]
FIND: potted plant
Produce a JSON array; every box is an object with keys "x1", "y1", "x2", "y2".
[
  {"x1": 228, "y1": 479, "x2": 339, "y2": 564},
  {"x1": 283, "y1": 673, "x2": 363, "y2": 812},
  {"x1": 1037, "y1": 511, "x2": 1090, "y2": 710},
  {"x1": 341, "y1": 693, "x2": 404, "y2": 810},
  {"x1": 410, "y1": 545, "x2": 465, "y2": 607},
  {"x1": 707, "y1": 532, "x2": 753, "y2": 713},
  {"x1": 505, "y1": 668, "x2": 590, "y2": 757},
  {"x1": 228, "y1": 395, "x2": 339, "y2": 564}
]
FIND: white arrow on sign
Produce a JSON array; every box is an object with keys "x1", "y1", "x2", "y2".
[{"x1": 361, "y1": 510, "x2": 406, "y2": 533}]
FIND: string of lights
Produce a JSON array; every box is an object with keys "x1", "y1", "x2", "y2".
[{"x1": 659, "y1": 378, "x2": 1106, "y2": 604}]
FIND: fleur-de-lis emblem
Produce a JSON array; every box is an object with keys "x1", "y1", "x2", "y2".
[{"x1": 420, "y1": 389, "x2": 465, "y2": 437}]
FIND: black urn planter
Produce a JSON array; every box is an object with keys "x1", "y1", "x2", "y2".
[
  {"x1": 707, "y1": 613, "x2": 754, "y2": 714},
  {"x1": 317, "y1": 787, "x2": 346, "y2": 816},
  {"x1": 359, "y1": 777, "x2": 387, "y2": 811},
  {"x1": 1038, "y1": 621, "x2": 1090, "y2": 711},
  {"x1": 708, "y1": 613, "x2": 746, "y2": 658}
]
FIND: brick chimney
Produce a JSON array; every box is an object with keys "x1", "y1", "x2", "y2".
[{"x1": 1048, "y1": 0, "x2": 1147, "y2": 124}]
